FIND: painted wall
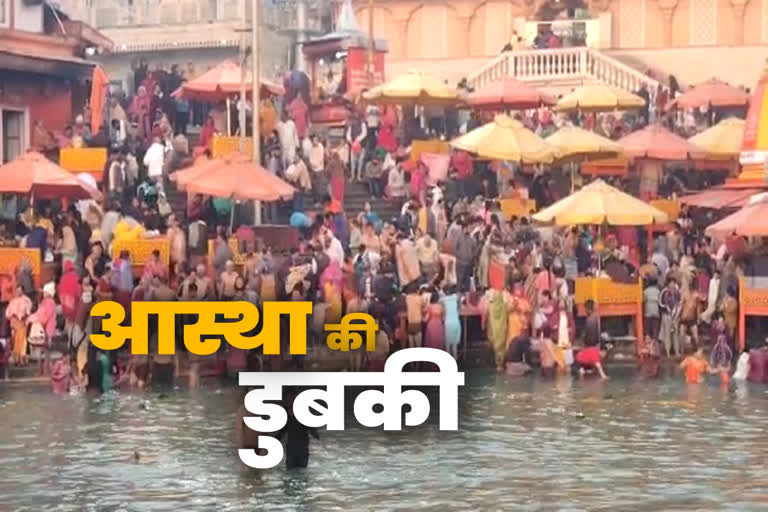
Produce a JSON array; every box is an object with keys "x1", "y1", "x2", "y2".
[
  {"x1": 0, "y1": 72, "x2": 72, "y2": 147},
  {"x1": 607, "y1": 45, "x2": 768, "y2": 89},
  {"x1": 353, "y1": 0, "x2": 768, "y2": 61},
  {"x1": 13, "y1": 0, "x2": 43, "y2": 33}
]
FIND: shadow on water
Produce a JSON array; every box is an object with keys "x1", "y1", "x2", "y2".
[{"x1": 2, "y1": 370, "x2": 768, "y2": 510}]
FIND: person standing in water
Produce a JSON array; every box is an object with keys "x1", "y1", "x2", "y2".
[
  {"x1": 679, "y1": 347, "x2": 717, "y2": 384},
  {"x1": 98, "y1": 349, "x2": 113, "y2": 393},
  {"x1": 277, "y1": 394, "x2": 320, "y2": 469},
  {"x1": 440, "y1": 285, "x2": 462, "y2": 360}
]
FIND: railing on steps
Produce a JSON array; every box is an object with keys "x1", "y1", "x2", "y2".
[{"x1": 467, "y1": 47, "x2": 660, "y2": 94}]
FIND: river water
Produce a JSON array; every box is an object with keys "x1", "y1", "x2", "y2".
[{"x1": 1, "y1": 370, "x2": 768, "y2": 511}]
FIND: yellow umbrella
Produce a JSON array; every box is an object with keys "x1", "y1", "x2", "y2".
[
  {"x1": 450, "y1": 114, "x2": 558, "y2": 163},
  {"x1": 688, "y1": 117, "x2": 745, "y2": 160},
  {"x1": 545, "y1": 125, "x2": 622, "y2": 159},
  {"x1": 555, "y1": 85, "x2": 646, "y2": 112},
  {"x1": 362, "y1": 71, "x2": 461, "y2": 106},
  {"x1": 532, "y1": 178, "x2": 668, "y2": 225}
]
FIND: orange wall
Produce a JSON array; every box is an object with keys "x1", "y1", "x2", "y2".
[{"x1": 0, "y1": 72, "x2": 73, "y2": 140}]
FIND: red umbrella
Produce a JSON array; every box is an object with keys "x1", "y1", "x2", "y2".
[
  {"x1": 618, "y1": 124, "x2": 706, "y2": 160},
  {"x1": 667, "y1": 78, "x2": 750, "y2": 110},
  {"x1": 172, "y1": 60, "x2": 284, "y2": 101},
  {"x1": 467, "y1": 77, "x2": 554, "y2": 110},
  {"x1": 0, "y1": 152, "x2": 101, "y2": 200},
  {"x1": 171, "y1": 153, "x2": 294, "y2": 201}
]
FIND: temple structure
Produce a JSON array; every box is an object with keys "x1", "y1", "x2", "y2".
[{"x1": 348, "y1": 0, "x2": 768, "y2": 90}]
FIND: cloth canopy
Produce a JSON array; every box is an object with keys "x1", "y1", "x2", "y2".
[
  {"x1": 532, "y1": 178, "x2": 668, "y2": 225},
  {"x1": 172, "y1": 60, "x2": 284, "y2": 101},
  {"x1": 545, "y1": 126, "x2": 622, "y2": 160},
  {"x1": 679, "y1": 187, "x2": 762, "y2": 210},
  {"x1": 450, "y1": 114, "x2": 558, "y2": 163},
  {"x1": 739, "y1": 62, "x2": 768, "y2": 173},
  {"x1": 467, "y1": 77, "x2": 554, "y2": 110},
  {"x1": 667, "y1": 79, "x2": 750, "y2": 110},
  {"x1": 0, "y1": 152, "x2": 101, "y2": 200},
  {"x1": 171, "y1": 153, "x2": 295, "y2": 201},
  {"x1": 554, "y1": 85, "x2": 645, "y2": 112},
  {"x1": 90, "y1": 66, "x2": 109, "y2": 134},
  {"x1": 362, "y1": 71, "x2": 462, "y2": 106},
  {"x1": 618, "y1": 123, "x2": 706, "y2": 160},
  {"x1": 705, "y1": 199, "x2": 768, "y2": 237},
  {"x1": 688, "y1": 117, "x2": 745, "y2": 160}
]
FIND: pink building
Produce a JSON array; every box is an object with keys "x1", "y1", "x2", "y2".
[{"x1": 349, "y1": 0, "x2": 768, "y2": 91}]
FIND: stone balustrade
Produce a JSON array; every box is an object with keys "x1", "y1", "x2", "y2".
[{"x1": 468, "y1": 47, "x2": 660, "y2": 94}]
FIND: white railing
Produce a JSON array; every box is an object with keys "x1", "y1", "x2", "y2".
[{"x1": 467, "y1": 47, "x2": 660, "y2": 93}]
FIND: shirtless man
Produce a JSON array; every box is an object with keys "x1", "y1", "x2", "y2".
[
  {"x1": 167, "y1": 214, "x2": 186, "y2": 279},
  {"x1": 678, "y1": 282, "x2": 703, "y2": 349},
  {"x1": 194, "y1": 263, "x2": 214, "y2": 300},
  {"x1": 218, "y1": 260, "x2": 239, "y2": 300}
]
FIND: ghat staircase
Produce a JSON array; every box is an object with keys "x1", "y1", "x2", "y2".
[{"x1": 467, "y1": 47, "x2": 661, "y2": 95}]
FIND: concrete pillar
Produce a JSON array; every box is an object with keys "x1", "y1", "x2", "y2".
[
  {"x1": 729, "y1": 0, "x2": 749, "y2": 44},
  {"x1": 295, "y1": 0, "x2": 308, "y2": 72},
  {"x1": 655, "y1": 0, "x2": 679, "y2": 47},
  {"x1": 393, "y1": 18, "x2": 409, "y2": 59}
]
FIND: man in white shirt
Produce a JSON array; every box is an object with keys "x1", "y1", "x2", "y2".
[
  {"x1": 309, "y1": 135, "x2": 325, "y2": 173},
  {"x1": 285, "y1": 156, "x2": 312, "y2": 192},
  {"x1": 276, "y1": 113, "x2": 299, "y2": 167},
  {"x1": 324, "y1": 229, "x2": 344, "y2": 267},
  {"x1": 143, "y1": 136, "x2": 166, "y2": 194}
]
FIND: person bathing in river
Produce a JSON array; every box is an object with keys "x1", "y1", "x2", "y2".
[
  {"x1": 50, "y1": 352, "x2": 70, "y2": 394},
  {"x1": 504, "y1": 335, "x2": 533, "y2": 377},
  {"x1": 536, "y1": 326, "x2": 563, "y2": 377},
  {"x1": 277, "y1": 392, "x2": 320, "y2": 469},
  {"x1": 679, "y1": 346, "x2": 718, "y2": 384}
]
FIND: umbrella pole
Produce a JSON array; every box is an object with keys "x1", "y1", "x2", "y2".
[{"x1": 229, "y1": 200, "x2": 236, "y2": 233}]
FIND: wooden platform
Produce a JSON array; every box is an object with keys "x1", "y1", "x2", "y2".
[{"x1": 574, "y1": 277, "x2": 643, "y2": 343}]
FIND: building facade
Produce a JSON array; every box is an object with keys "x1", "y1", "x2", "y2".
[
  {"x1": 0, "y1": 0, "x2": 106, "y2": 162},
  {"x1": 54, "y1": 0, "x2": 330, "y2": 93},
  {"x1": 350, "y1": 0, "x2": 768, "y2": 89}
]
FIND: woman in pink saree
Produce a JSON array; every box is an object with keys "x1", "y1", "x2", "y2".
[
  {"x1": 409, "y1": 161, "x2": 428, "y2": 204},
  {"x1": 130, "y1": 86, "x2": 151, "y2": 140}
]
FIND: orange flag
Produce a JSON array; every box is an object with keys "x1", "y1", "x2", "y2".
[{"x1": 90, "y1": 66, "x2": 109, "y2": 134}]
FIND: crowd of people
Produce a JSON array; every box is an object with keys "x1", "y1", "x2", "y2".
[{"x1": 2, "y1": 53, "x2": 766, "y2": 396}]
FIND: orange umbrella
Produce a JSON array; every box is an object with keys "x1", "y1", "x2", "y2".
[
  {"x1": 618, "y1": 124, "x2": 706, "y2": 160},
  {"x1": 0, "y1": 152, "x2": 101, "y2": 200},
  {"x1": 705, "y1": 196, "x2": 768, "y2": 238},
  {"x1": 172, "y1": 60, "x2": 284, "y2": 101},
  {"x1": 171, "y1": 153, "x2": 295, "y2": 201},
  {"x1": 667, "y1": 78, "x2": 750, "y2": 110},
  {"x1": 467, "y1": 77, "x2": 554, "y2": 110}
]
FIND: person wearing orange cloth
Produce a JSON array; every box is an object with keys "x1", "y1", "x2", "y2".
[{"x1": 679, "y1": 347, "x2": 717, "y2": 384}]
